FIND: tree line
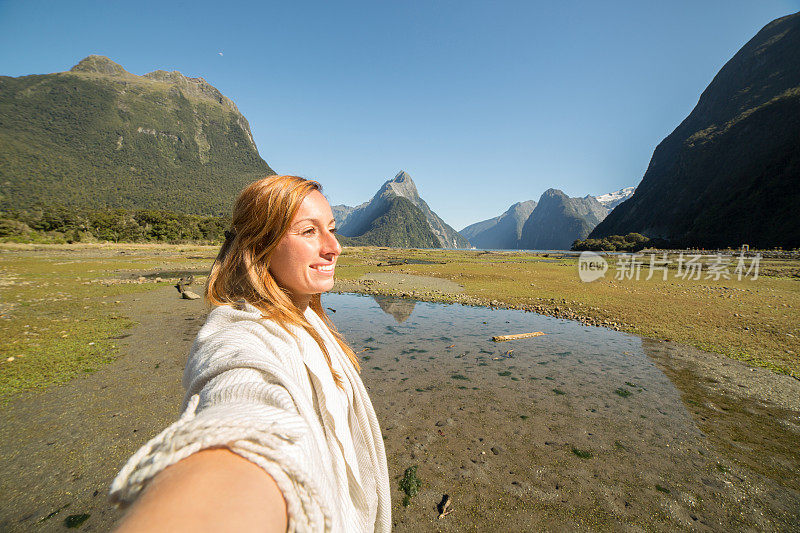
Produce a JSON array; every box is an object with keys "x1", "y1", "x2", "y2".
[
  {"x1": 0, "y1": 206, "x2": 228, "y2": 244},
  {"x1": 571, "y1": 233, "x2": 650, "y2": 252}
]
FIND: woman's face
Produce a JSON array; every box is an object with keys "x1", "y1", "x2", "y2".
[{"x1": 269, "y1": 190, "x2": 342, "y2": 309}]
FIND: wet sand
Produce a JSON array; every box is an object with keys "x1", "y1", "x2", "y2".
[{"x1": 1, "y1": 285, "x2": 798, "y2": 531}]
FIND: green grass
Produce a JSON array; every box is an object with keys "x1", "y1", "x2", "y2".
[
  {"x1": 0, "y1": 244, "x2": 214, "y2": 403},
  {"x1": 399, "y1": 465, "x2": 422, "y2": 507}
]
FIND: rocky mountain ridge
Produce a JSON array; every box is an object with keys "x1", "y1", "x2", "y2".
[
  {"x1": 459, "y1": 185, "x2": 633, "y2": 250},
  {"x1": 459, "y1": 200, "x2": 537, "y2": 249},
  {"x1": 339, "y1": 171, "x2": 469, "y2": 249},
  {"x1": 518, "y1": 189, "x2": 608, "y2": 250}
]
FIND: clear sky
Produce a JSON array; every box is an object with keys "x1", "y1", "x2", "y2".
[{"x1": 0, "y1": 1, "x2": 797, "y2": 230}]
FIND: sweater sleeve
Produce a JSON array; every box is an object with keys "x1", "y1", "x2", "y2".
[{"x1": 109, "y1": 330, "x2": 334, "y2": 532}]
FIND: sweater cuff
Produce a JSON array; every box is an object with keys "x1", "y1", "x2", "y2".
[{"x1": 109, "y1": 394, "x2": 329, "y2": 532}]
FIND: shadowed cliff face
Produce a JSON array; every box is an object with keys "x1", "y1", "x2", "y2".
[
  {"x1": 518, "y1": 189, "x2": 608, "y2": 250},
  {"x1": 331, "y1": 204, "x2": 355, "y2": 226},
  {"x1": 590, "y1": 12, "x2": 800, "y2": 248},
  {"x1": 460, "y1": 200, "x2": 537, "y2": 249},
  {"x1": 0, "y1": 55, "x2": 274, "y2": 215}
]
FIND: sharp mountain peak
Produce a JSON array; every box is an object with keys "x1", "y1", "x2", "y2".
[{"x1": 70, "y1": 55, "x2": 132, "y2": 77}]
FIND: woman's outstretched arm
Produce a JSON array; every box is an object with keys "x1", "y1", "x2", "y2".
[{"x1": 113, "y1": 447, "x2": 288, "y2": 533}]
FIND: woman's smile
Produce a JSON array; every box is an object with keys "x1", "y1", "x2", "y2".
[{"x1": 311, "y1": 263, "x2": 335, "y2": 273}]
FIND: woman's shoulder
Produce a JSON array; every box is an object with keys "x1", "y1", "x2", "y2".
[
  {"x1": 189, "y1": 303, "x2": 303, "y2": 370},
  {"x1": 199, "y1": 302, "x2": 296, "y2": 345},
  {"x1": 184, "y1": 303, "x2": 307, "y2": 393}
]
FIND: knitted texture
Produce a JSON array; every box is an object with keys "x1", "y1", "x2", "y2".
[{"x1": 109, "y1": 303, "x2": 391, "y2": 532}]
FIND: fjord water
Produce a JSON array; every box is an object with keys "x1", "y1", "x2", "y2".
[{"x1": 323, "y1": 292, "x2": 799, "y2": 531}]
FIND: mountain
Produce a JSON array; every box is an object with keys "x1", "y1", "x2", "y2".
[
  {"x1": 459, "y1": 200, "x2": 537, "y2": 249},
  {"x1": 0, "y1": 55, "x2": 274, "y2": 215},
  {"x1": 331, "y1": 204, "x2": 355, "y2": 226},
  {"x1": 341, "y1": 196, "x2": 440, "y2": 248},
  {"x1": 339, "y1": 171, "x2": 470, "y2": 249},
  {"x1": 590, "y1": 13, "x2": 800, "y2": 248},
  {"x1": 593, "y1": 186, "x2": 636, "y2": 210},
  {"x1": 519, "y1": 189, "x2": 608, "y2": 250}
]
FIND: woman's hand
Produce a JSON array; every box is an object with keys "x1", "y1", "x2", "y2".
[{"x1": 114, "y1": 447, "x2": 288, "y2": 533}]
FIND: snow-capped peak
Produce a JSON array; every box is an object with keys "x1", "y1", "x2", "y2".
[{"x1": 594, "y1": 186, "x2": 636, "y2": 208}]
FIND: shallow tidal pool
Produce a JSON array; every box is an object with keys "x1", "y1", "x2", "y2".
[{"x1": 323, "y1": 292, "x2": 800, "y2": 532}]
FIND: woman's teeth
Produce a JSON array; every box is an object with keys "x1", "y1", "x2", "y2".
[{"x1": 314, "y1": 264, "x2": 334, "y2": 272}]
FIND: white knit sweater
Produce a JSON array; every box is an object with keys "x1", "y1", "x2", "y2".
[{"x1": 109, "y1": 303, "x2": 392, "y2": 532}]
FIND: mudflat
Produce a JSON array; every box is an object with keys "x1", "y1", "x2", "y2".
[
  {"x1": 0, "y1": 286, "x2": 202, "y2": 531},
  {"x1": 0, "y1": 244, "x2": 797, "y2": 531}
]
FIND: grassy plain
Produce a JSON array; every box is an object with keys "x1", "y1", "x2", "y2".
[
  {"x1": 0, "y1": 243, "x2": 213, "y2": 403},
  {"x1": 1, "y1": 243, "x2": 798, "y2": 404}
]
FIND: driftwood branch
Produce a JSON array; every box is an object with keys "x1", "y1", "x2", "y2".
[{"x1": 492, "y1": 332, "x2": 546, "y2": 342}]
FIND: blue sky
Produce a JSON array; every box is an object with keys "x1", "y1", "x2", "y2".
[{"x1": 0, "y1": 1, "x2": 797, "y2": 229}]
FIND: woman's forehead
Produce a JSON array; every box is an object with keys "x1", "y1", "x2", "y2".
[{"x1": 291, "y1": 190, "x2": 333, "y2": 223}]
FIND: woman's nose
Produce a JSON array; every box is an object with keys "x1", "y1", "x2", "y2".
[{"x1": 323, "y1": 229, "x2": 342, "y2": 256}]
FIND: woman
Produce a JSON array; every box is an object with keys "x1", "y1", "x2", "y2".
[{"x1": 109, "y1": 175, "x2": 392, "y2": 532}]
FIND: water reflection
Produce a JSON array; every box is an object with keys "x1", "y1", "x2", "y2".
[
  {"x1": 322, "y1": 292, "x2": 799, "y2": 531},
  {"x1": 371, "y1": 295, "x2": 416, "y2": 323}
]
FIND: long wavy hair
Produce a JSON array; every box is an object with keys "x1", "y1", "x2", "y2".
[{"x1": 205, "y1": 175, "x2": 359, "y2": 388}]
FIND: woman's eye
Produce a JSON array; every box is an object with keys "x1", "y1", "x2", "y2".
[
  {"x1": 302, "y1": 227, "x2": 316, "y2": 235},
  {"x1": 330, "y1": 227, "x2": 337, "y2": 234}
]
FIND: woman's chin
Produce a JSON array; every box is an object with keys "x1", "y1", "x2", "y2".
[{"x1": 313, "y1": 279, "x2": 335, "y2": 294}]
